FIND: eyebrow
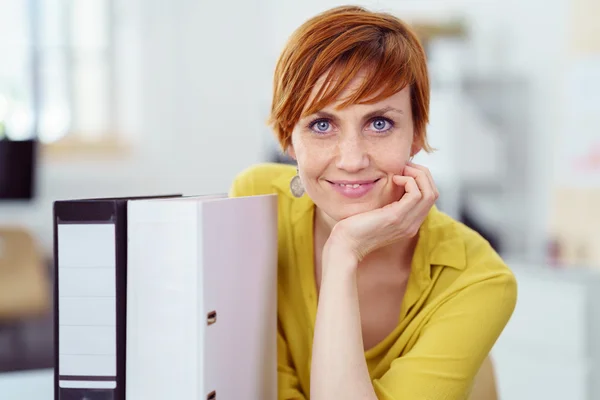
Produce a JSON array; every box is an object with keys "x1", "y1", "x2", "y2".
[{"x1": 308, "y1": 106, "x2": 404, "y2": 122}]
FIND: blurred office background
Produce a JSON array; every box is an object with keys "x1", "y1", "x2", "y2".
[{"x1": 0, "y1": 0, "x2": 599, "y2": 398}]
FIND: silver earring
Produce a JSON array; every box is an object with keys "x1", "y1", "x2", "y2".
[{"x1": 289, "y1": 168, "x2": 305, "y2": 198}]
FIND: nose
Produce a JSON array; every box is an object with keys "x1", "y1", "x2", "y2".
[{"x1": 335, "y1": 133, "x2": 369, "y2": 172}]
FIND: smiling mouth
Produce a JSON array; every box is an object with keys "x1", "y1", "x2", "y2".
[{"x1": 326, "y1": 178, "x2": 381, "y2": 188}]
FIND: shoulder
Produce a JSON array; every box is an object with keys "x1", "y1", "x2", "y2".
[
  {"x1": 228, "y1": 162, "x2": 297, "y2": 198},
  {"x1": 426, "y1": 208, "x2": 517, "y2": 303}
]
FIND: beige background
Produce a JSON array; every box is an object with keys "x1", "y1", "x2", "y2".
[
  {"x1": 570, "y1": 0, "x2": 600, "y2": 54},
  {"x1": 550, "y1": 0, "x2": 600, "y2": 267}
]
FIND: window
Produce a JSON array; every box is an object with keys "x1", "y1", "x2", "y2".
[{"x1": 0, "y1": 0, "x2": 120, "y2": 146}]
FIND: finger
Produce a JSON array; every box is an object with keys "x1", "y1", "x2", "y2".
[
  {"x1": 392, "y1": 175, "x2": 421, "y2": 207},
  {"x1": 393, "y1": 174, "x2": 428, "y2": 222},
  {"x1": 404, "y1": 162, "x2": 434, "y2": 193},
  {"x1": 401, "y1": 166, "x2": 437, "y2": 226},
  {"x1": 406, "y1": 161, "x2": 439, "y2": 199},
  {"x1": 402, "y1": 165, "x2": 437, "y2": 204},
  {"x1": 386, "y1": 175, "x2": 424, "y2": 234}
]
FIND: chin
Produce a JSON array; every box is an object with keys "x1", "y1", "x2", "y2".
[
  {"x1": 321, "y1": 202, "x2": 380, "y2": 222},
  {"x1": 309, "y1": 181, "x2": 398, "y2": 221}
]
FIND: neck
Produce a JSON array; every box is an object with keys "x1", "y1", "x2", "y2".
[{"x1": 315, "y1": 207, "x2": 417, "y2": 268}]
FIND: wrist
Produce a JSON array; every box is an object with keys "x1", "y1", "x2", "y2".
[
  {"x1": 325, "y1": 224, "x2": 364, "y2": 259},
  {"x1": 322, "y1": 238, "x2": 359, "y2": 275}
]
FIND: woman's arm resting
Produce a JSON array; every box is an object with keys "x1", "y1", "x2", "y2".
[
  {"x1": 373, "y1": 271, "x2": 517, "y2": 400},
  {"x1": 310, "y1": 248, "x2": 378, "y2": 400}
]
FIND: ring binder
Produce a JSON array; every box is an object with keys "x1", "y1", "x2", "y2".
[
  {"x1": 53, "y1": 194, "x2": 181, "y2": 400},
  {"x1": 125, "y1": 194, "x2": 278, "y2": 399}
]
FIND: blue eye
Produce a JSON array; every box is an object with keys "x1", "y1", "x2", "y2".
[
  {"x1": 371, "y1": 118, "x2": 392, "y2": 132},
  {"x1": 310, "y1": 119, "x2": 331, "y2": 133}
]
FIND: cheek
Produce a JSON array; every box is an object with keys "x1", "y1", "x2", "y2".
[
  {"x1": 292, "y1": 135, "x2": 332, "y2": 168},
  {"x1": 373, "y1": 143, "x2": 411, "y2": 174}
]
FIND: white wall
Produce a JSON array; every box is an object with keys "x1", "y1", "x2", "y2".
[{"x1": 0, "y1": 0, "x2": 275, "y2": 252}]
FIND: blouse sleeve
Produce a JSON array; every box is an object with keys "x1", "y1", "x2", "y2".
[{"x1": 372, "y1": 270, "x2": 517, "y2": 400}]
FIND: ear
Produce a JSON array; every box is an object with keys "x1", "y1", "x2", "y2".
[
  {"x1": 410, "y1": 135, "x2": 423, "y2": 157},
  {"x1": 286, "y1": 144, "x2": 297, "y2": 160}
]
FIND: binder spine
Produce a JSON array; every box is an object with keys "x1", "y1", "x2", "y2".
[{"x1": 54, "y1": 201, "x2": 119, "y2": 400}]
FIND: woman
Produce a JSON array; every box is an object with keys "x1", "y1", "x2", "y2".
[{"x1": 230, "y1": 5, "x2": 517, "y2": 400}]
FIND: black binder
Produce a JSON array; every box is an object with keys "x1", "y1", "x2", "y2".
[{"x1": 53, "y1": 195, "x2": 181, "y2": 400}]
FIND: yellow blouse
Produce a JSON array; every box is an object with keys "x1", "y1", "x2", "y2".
[{"x1": 229, "y1": 162, "x2": 517, "y2": 400}]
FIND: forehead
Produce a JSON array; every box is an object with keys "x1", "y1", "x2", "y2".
[{"x1": 305, "y1": 70, "x2": 411, "y2": 114}]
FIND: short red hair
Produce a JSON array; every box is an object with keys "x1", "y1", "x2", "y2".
[{"x1": 269, "y1": 5, "x2": 432, "y2": 153}]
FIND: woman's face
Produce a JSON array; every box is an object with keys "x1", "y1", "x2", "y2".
[{"x1": 288, "y1": 73, "x2": 418, "y2": 223}]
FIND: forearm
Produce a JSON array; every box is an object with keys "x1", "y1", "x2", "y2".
[{"x1": 310, "y1": 250, "x2": 377, "y2": 400}]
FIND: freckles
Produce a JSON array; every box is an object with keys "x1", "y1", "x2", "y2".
[
  {"x1": 369, "y1": 141, "x2": 410, "y2": 171},
  {"x1": 297, "y1": 136, "x2": 334, "y2": 160},
  {"x1": 313, "y1": 140, "x2": 335, "y2": 155}
]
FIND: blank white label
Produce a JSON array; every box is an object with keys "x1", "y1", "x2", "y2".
[
  {"x1": 59, "y1": 267, "x2": 115, "y2": 297},
  {"x1": 58, "y1": 224, "x2": 116, "y2": 268},
  {"x1": 60, "y1": 326, "x2": 116, "y2": 356},
  {"x1": 59, "y1": 297, "x2": 116, "y2": 327},
  {"x1": 59, "y1": 380, "x2": 117, "y2": 389},
  {"x1": 59, "y1": 355, "x2": 116, "y2": 376},
  {"x1": 58, "y1": 223, "x2": 116, "y2": 378}
]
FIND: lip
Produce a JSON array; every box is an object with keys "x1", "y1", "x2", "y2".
[
  {"x1": 328, "y1": 179, "x2": 379, "y2": 185},
  {"x1": 326, "y1": 178, "x2": 381, "y2": 199}
]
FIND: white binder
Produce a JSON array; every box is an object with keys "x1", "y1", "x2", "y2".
[{"x1": 125, "y1": 194, "x2": 278, "y2": 400}]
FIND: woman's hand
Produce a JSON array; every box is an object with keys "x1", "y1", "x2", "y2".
[{"x1": 326, "y1": 162, "x2": 439, "y2": 262}]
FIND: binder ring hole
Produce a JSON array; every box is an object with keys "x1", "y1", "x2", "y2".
[
  {"x1": 207, "y1": 311, "x2": 217, "y2": 326},
  {"x1": 207, "y1": 390, "x2": 216, "y2": 399}
]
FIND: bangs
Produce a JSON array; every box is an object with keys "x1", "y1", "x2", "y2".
[{"x1": 302, "y1": 31, "x2": 419, "y2": 117}]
